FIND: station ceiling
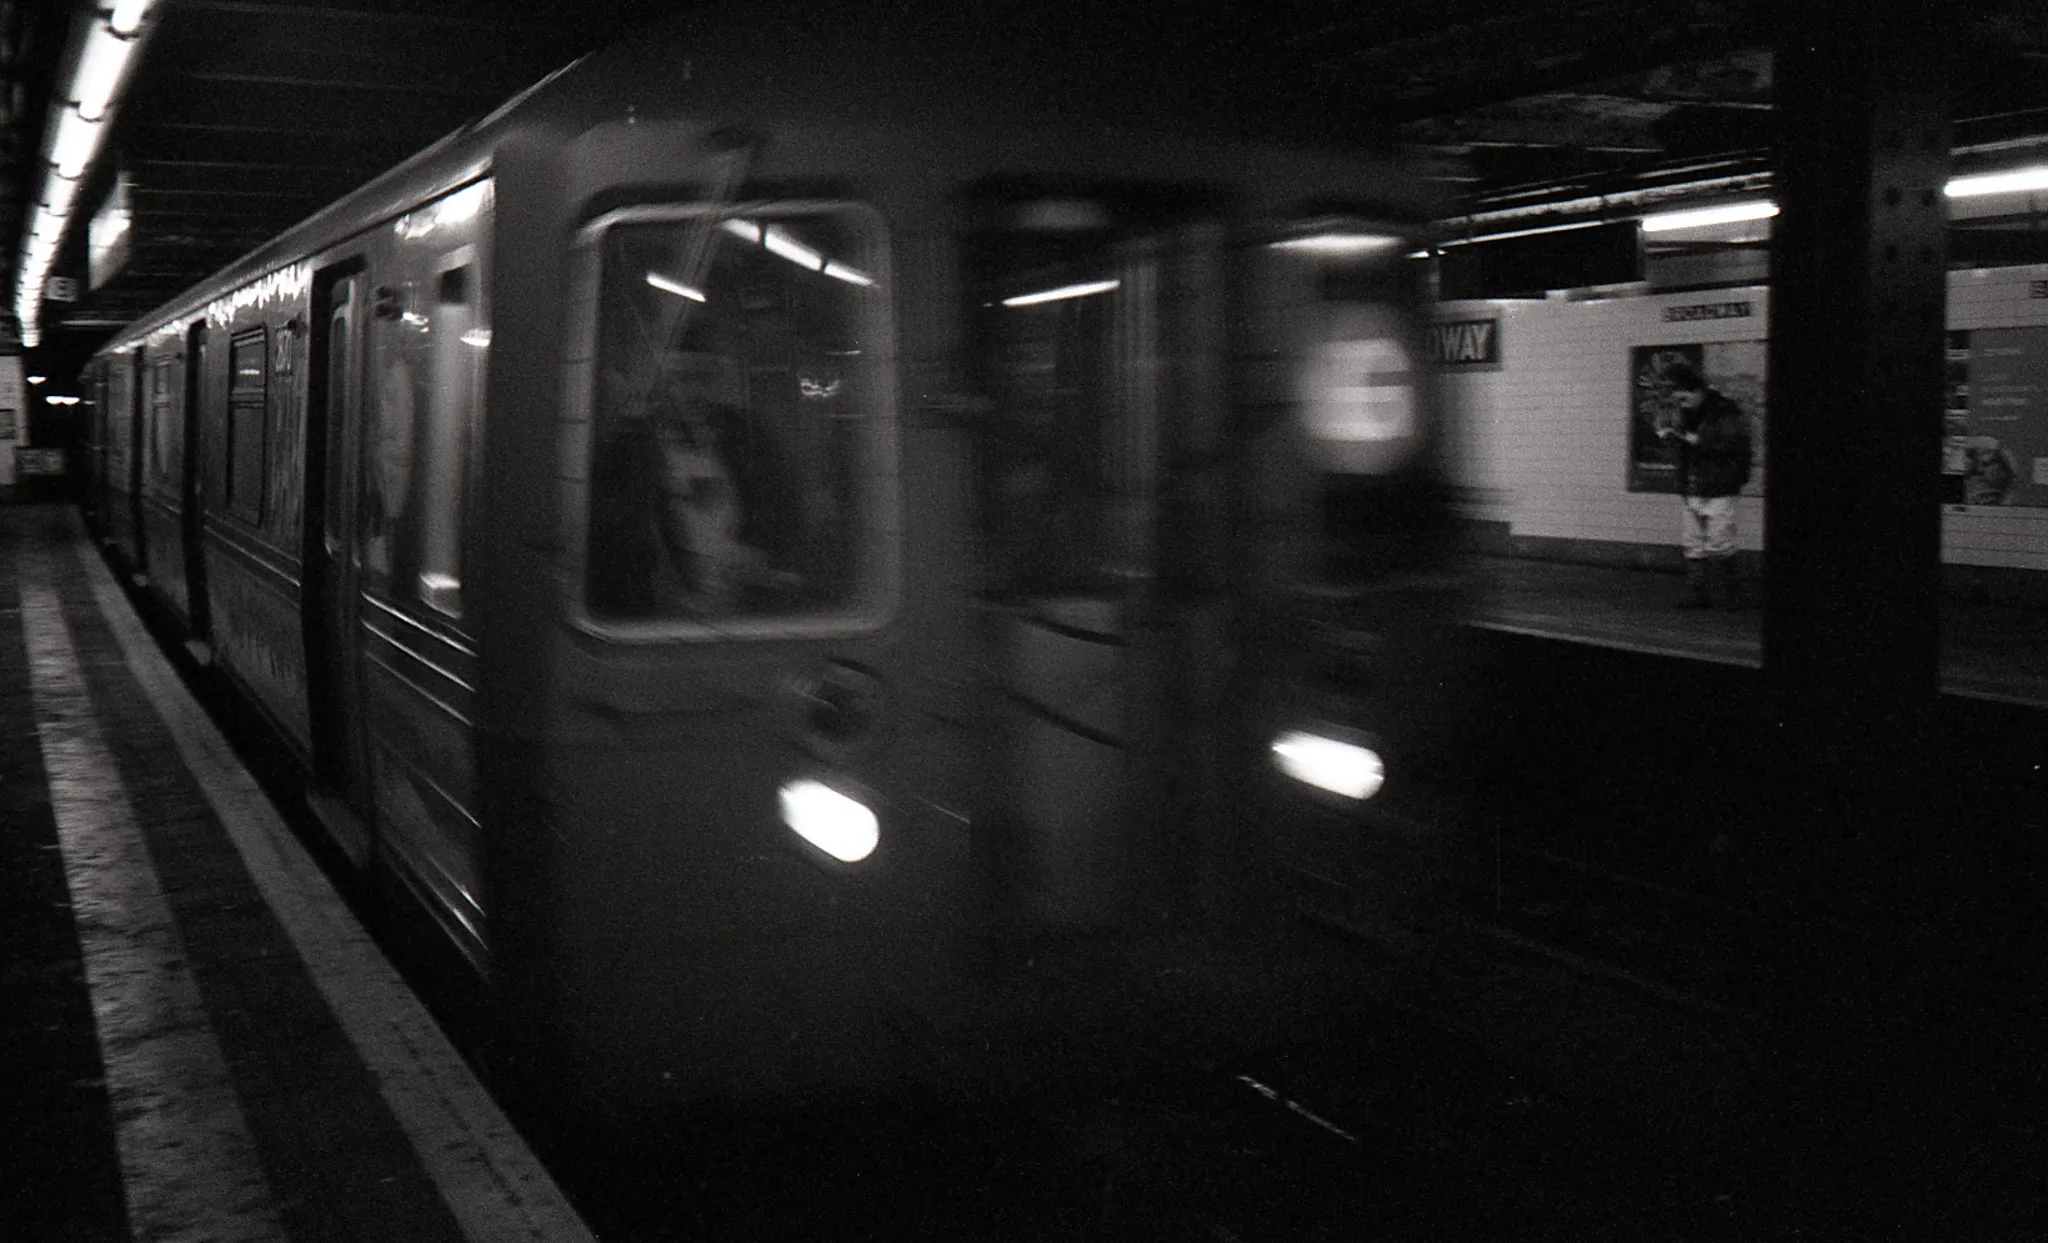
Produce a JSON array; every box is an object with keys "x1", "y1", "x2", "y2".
[{"x1": 5, "y1": 0, "x2": 2048, "y2": 362}]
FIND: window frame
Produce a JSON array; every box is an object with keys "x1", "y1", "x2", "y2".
[
  {"x1": 226, "y1": 327, "x2": 270, "y2": 525},
  {"x1": 559, "y1": 198, "x2": 902, "y2": 644}
]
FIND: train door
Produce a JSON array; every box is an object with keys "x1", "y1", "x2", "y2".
[
  {"x1": 183, "y1": 321, "x2": 210, "y2": 643},
  {"x1": 356, "y1": 181, "x2": 491, "y2": 962},
  {"x1": 966, "y1": 194, "x2": 1233, "y2": 934},
  {"x1": 303, "y1": 267, "x2": 372, "y2": 860}
]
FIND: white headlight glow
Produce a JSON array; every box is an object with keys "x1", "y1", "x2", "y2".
[
  {"x1": 779, "y1": 779, "x2": 879, "y2": 863},
  {"x1": 1271, "y1": 731, "x2": 1385, "y2": 800}
]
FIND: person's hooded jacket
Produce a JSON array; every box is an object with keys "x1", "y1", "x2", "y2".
[{"x1": 1676, "y1": 391, "x2": 1752, "y2": 498}]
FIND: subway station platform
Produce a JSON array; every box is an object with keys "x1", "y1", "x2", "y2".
[
  {"x1": 1469, "y1": 552, "x2": 2048, "y2": 707},
  {"x1": 0, "y1": 505, "x2": 593, "y2": 1243}
]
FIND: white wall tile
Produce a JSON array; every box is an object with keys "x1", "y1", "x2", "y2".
[{"x1": 1442, "y1": 275, "x2": 2048, "y2": 568}]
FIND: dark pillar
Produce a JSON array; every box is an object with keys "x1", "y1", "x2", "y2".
[{"x1": 1763, "y1": 3, "x2": 1949, "y2": 898}]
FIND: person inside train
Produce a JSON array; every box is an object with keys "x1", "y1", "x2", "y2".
[{"x1": 587, "y1": 324, "x2": 795, "y2": 619}]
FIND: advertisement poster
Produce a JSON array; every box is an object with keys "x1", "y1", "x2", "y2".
[
  {"x1": 1944, "y1": 328, "x2": 2048, "y2": 507},
  {"x1": 1628, "y1": 341, "x2": 1767, "y2": 494}
]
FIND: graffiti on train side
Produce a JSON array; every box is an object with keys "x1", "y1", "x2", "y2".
[{"x1": 210, "y1": 563, "x2": 309, "y2": 747}]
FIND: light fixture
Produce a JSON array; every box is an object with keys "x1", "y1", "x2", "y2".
[
  {"x1": 779, "y1": 778, "x2": 879, "y2": 863},
  {"x1": 1946, "y1": 164, "x2": 2048, "y2": 199},
  {"x1": 1640, "y1": 201, "x2": 1780, "y2": 232},
  {"x1": 761, "y1": 228, "x2": 824, "y2": 271},
  {"x1": 1271, "y1": 731, "x2": 1385, "y2": 801},
  {"x1": 74, "y1": 27, "x2": 140, "y2": 121},
  {"x1": 1271, "y1": 231, "x2": 1403, "y2": 256},
  {"x1": 110, "y1": 0, "x2": 152, "y2": 36},
  {"x1": 820, "y1": 260, "x2": 874, "y2": 286},
  {"x1": 13, "y1": 0, "x2": 162, "y2": 348},
  {"x1": 1001, "y1": 278, "x2": 1121, "y2": 307},
  {"x1": 51, "y1": 109, "x2": 104, "y2": 180},
  {"x1": 645, "y1": 271, "x2": 706, "y2": 301}
]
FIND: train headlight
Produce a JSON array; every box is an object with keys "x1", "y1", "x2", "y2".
[
  {"x1": 1271, "y1": 731, "x2": 1385, "y2": 800},
  {"x1": 778, "y1": 778, "x2": 879, "y2": 863}
]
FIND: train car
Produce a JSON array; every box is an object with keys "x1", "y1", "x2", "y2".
[{"x1": 82, "y1": 3, "x2": 1465, "y2": 1132}]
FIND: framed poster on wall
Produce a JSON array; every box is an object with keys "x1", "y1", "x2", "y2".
[
  {"x1": 1944, "y1": 327, "x2": 2048, "y2": 507},
  {"x1": 1628, "y1": 341, "x2": 1767, "y2": 494}
]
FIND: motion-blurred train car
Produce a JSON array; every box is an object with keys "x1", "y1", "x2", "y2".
[{"x1": 80, "y1": 2, "x2": 1467, "y2": 1130}]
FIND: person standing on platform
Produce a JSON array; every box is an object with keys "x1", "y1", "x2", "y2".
[{"x1": 1658, "y1": 363, "x2": 1752, "y2": 608}]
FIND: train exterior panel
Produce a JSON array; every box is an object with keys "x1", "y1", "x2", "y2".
[{"x1": 82, "y1": 3, "x2": 1464, "y2": 1130}]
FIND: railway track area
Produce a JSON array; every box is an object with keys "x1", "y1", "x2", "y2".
[{"x1": 547, "y1": 994, "x2": 1773, "y2": 1242}]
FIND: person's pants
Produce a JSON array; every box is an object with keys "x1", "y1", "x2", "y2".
[{"x1": 1680, "y1": 494, "x2": 1737, "y2": 560}]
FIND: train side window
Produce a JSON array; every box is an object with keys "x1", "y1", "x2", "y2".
[
  {"x1": 227, "y1": 329, "x2": 269, "y2": 523},
  {"x1": 105, "y1": 357, "x2": 133, "y2": 494},
  {"x1": 148, "y1": 355, "x2": 179, "y2": 489},
  {"x1": 364, "y1": 179, "x2": 490, "y2": 617},
  {"x1": 578, "y1": 202, "x2": 893, "y2": 630},
  {"x1": 416, "y1": 254, "x2": 484, "y2": 616},
  {"x1": 965, "y1": 223, "x2": 1131, "y2": 601}
]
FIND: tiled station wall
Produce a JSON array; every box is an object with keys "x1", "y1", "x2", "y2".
[{"x1": 1439, "y1": 264, "x2": 2048, "y2": 572}]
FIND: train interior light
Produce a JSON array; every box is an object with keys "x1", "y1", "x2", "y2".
[
  {"x1": 779, "y1": 779, "x2": 880, "y2": 863},
  {"x1": 1000, "y1": 278, "x2": 1121, "y2": 307},
  {"x1": 645, "y1": 271, "x2": 707, "y2": 301},
  {"x1": 721, "y1": 217, "x2": 876, "y2": 285},
  {"x1": 1272, "y1": 731, "x2": 1386, "y2": 800}
]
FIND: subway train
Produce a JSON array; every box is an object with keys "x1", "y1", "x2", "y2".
[{"x1": 77, "y1": 3, "x2": 1467, "y2": 1129}]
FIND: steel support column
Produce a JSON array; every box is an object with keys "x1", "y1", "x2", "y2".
[{"x1": 1764, "y1": 3, "x2": 1949, "y2": 879}]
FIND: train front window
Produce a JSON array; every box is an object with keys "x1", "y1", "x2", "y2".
[{"x1": 580, "y1": 204, "x2": 889, "y2": 629}]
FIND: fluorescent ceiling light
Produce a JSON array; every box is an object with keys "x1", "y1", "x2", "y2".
[
  {"x1": 51, "y1": 109, "x2": 105, "y2": 179},
  {"x1": 761, "y1": 228, "x2": 824, "y2": 270},
  {"x1": 73, "y1": 30, "x2": 137, "y2": 121},
  {"x1": 1001, "y1": 279, "x2": 1121, "y2": 307},
  {"x1": 820, "y1": 260, "x2": 873, "y2": 286},
  {"x1": 720, "y1": 218, "x2": 762, "y2": 243},
  {"x1": 44, "y1": 177, "x2": 80, "y2": 218},
  {"x1": 109, "y1": 0, "x2": 154, "y2": 36},
  {"x1": 1946, "y1": 165, "x2": 2048, "y2": 198},
  {"x1": 645, "y1": 271, "x2": 706, "y2": 301},
  {"x1": 1640, "y1": 201, "x2": 1779, "y2": 232},
  {"x1": 1271, "y1": 231, "x2": 1403, "y2": 255}
]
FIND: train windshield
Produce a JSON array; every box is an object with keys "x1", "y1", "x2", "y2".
[{"x1": 582, "y1": 204, "x2": 887, "y2": 626}]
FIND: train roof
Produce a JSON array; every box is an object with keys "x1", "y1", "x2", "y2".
[{"x1": 100, "y1": 1, "x2": 1440, "y2": 353}]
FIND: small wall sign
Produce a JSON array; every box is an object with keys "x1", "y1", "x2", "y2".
[
  {"x1": 1428, "y1": 317, "x2": 1500, "y2": 365},
  {"x1": 1662, "y1": 301, "x2": 1754, "y2": 322}
]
